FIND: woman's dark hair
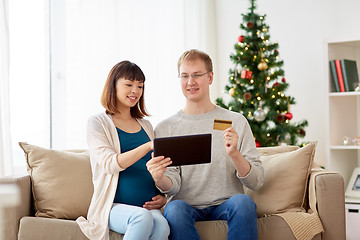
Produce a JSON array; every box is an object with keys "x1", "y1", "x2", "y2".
[{"x1": 101, "y1": 61, "x2": 149, "y2": 118}]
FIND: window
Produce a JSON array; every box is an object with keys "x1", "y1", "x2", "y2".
[
  {"x1": 9, "y1": 0, "x2": 50, "y2": 174},
  {"x1": 7, "y1": 0, "x2": 216, "y2": 174},
  {"x1": 49, "y1": 0, "x2": 185, "y2": 150}
]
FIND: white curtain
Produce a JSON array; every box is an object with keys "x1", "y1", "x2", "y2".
[
  {"x1": 0, "y1": 0, "x2": 13, "y2": 177},
  {"x1": 2, "y1": 0, "x2": 219, "y2": 173},
  {"x1": 50, "y1": 0, "x2": 219, "y2": 150},
  {"x1": 184, "y1": 0, "x2": 219, "y2": 99}
]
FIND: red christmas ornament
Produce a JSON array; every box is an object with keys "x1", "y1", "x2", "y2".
[
  {"x1": 272, "y1": 82, "x2": 280, "y2": 88},
  {"x1": 238, "y1": 35, "x2": 244, "y2": 43},
  {"x1": 281, "y1": 77, "x2": 286, "y2": 82},
  {"x1": 299, "y1": 128, "x2": 306, "y2": 136},
  {"x1": 275, "y1": 114, "x2": 285, "y2": 123},
  {"x1": 241, "y1": 70, "x2": 253, "y2": 79},
  {"x1": 247, "y1": 21, "x2": 254, "y2": 29},
  {"x1": 285, "y1": 112, "x2": 293, "y2": 120},
  {"x1": 255, "y1": 140, "x2": 261, "y2": 148},
  {"x1": 243, "y1": 92, "x2": 252, "y2": 101}
]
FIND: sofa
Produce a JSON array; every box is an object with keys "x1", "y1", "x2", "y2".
[{"x1": 0, "y1": 142, "x2": 346, "y2": 240}]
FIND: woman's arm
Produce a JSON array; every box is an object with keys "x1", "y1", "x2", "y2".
[
  {"x1": 88, "y1": 115, "x2": 155, "y2": 171},
  {"x1": 87, "y1": 116, "x2": 123, "y2": 174},
  {"x1": 116, "y1": 141, "x2": 153, "y2": 169}
]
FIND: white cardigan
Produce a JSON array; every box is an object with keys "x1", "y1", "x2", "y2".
[{"x1": 76, "y1": 112, "x2": 154, "y2": 240}]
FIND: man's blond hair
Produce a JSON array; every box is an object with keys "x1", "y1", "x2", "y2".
[{"x1": 177, "y1": 49, "x2": 213, "y2": 74}]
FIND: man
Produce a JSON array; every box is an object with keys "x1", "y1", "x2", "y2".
[{"x1": 146, "y1": 49, "x2": 264, "y2": 240}]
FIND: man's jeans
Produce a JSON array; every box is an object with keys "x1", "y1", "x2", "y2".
[{"x1": 163, "y1": 194, "x2": 257, "y2": 240}]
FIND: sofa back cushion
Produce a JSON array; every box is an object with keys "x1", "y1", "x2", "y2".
[
  {"x1": 19, "y1": 142, "x2": 93, "y2": 220},
  {"x1": 245, "y1": 142, "x2": 316, "y2": 217},
  {"x1": 19, "y1": 141, "x2": 316, "y2": 220},
  {"x1": 257, "y1": 144, "x2": 299, "y2": 155}
]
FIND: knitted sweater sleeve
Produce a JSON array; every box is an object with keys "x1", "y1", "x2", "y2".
[
  {"x1": 154, "y1": 117, "x2": 182, "y2": 196},
  {"x1": 87, "y1": 114, "x2": 123, "y2": 174},
  {"x1": 235, "y1": 116, "x2": 264, "y2": 191}
]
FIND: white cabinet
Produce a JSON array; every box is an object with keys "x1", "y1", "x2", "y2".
[
  {"x1": 345, "y1": 202, "x2": 360, "y2": 240},
  {"x1": 325, "y1": 38, "x2": 360, "y2": 186}
]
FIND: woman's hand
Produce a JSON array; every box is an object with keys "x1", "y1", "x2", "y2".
[
  {"x1": 143, "y1": 194, "x2": 167, "y2": 210},
  {"x1": 223, "y1": 127, "x2": 239, "y2": 157}
]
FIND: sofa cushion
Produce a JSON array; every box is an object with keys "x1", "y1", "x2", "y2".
[
  {"x1": 257, "y1": 144, "x2": 299, "y2": 155},
  {"x1": 246, "y1": 142, "x2": 316, "y2": 217},
  {"x1": 19, "y1": 142, "x2": 93, "y2": 219},
  {"x1": 18, "y1": 215, "x2": 306, "y2": 240}
]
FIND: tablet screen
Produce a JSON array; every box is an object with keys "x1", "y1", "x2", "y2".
[{"x1": 153, "y1": 133, "x2": 211, "y2": 166}]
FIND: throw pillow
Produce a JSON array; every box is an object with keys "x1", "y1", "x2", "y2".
[
  {"x1": 245, "y1": 142, "x2": 316, "y2": 217},
  {"x1": 19, "y1": 142, "x2": 93, "y2": 220},
  {"x1": 257, "y1": 144, "x2": 299, "y2": 156}
]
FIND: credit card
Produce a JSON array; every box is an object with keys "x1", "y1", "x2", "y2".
[{"x1": 213, "y1": 119, "x2": 232, "y2": 130}]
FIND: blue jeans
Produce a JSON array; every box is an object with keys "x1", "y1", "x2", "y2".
[
  {"x1": 109, "y1": 203, "x2": 170, "y2": 240},
  {"x1": 163, "y1": 194, "x2": 257, "y2": 240}
]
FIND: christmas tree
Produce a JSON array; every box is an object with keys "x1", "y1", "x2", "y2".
[{"x1": 216, "y1": 0, "x2": 308, "y2": 147}]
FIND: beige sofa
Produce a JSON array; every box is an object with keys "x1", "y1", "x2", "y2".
[{"x1": 0, "y1": 142, "x2": 346, "y2": 240}]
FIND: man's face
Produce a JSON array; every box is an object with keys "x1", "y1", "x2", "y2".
[{"x1": 179, "y1": 59, "x2": 213, "y2": 103}]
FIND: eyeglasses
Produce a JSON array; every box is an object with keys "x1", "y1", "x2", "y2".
[{"x1": 178, "y1": 71, "x2": 211, "y2": 80}]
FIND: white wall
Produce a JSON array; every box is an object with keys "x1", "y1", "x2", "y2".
[
  {"x1": 215, "y1": 0, "x2": 360, "y2": 166},
  {"x1": 10, "y1": 0, "x2": 359, "y2": 170}
]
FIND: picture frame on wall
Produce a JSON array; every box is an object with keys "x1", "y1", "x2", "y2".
[{"x1": 346, "y1": 167, "x2": 360, "y2": 198}]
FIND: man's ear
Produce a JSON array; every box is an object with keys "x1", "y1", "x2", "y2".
[{"x1": 209, "y1": 71, "x2": 214, "y2": 85}]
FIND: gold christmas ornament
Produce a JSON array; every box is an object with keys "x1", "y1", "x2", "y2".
[
  {"x1": 257, "y1": 49, "x2": 268, "y2": 71},
  {"x1": 229, "y1": 87, "x2": 236, "y2": 97},
  {"x1": 258, "y1": 59, "x2": 268, "y2": 71}
]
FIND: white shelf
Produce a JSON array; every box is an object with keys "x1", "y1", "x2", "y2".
[
  {"x1": 325, "y1": 38, "x2": 360, "y2": 186},
  {"x1": 329, "y1": 92, "x2": 360, "y2": 97},
  {"x1": 346, "y1": 197, "x2": 360, "y2": 204},
  {"x1": 326, "y1": 37, "x2": 360, "y2": 240},
  {"x1": 345, "y1": 197, "x2": 360, "y2": 204},
  {"x1": 331, "y1": 146, "x2": 360, "y2": 150}
]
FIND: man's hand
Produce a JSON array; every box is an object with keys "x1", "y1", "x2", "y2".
[
  {"x1": 146, "y1": 153, "x2": 173, "y2": 191},
  {"x1": 146, "y1": 153, "x2": 172, "y2": 182},
  {"x1": 223, "y1": 127, "x2": 251, "y2": 177},
  {"x1": 143, "y1": 194, "x2": 167, "y2": 210},
  {"x1": 223, "y1": 127, "x2": 239, "y2": 157}
]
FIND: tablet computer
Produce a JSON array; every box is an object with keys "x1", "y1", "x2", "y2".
[{"x1": 153, "y1": 133, "x2": 211, "y2": 166}]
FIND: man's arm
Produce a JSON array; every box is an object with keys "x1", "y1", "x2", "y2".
[
  {"x1": 223, "y1": 125, "x2": 264, "y2": 190},
  {"x1": 152, "y1": 118, "x2": 182, "y2": 194},
  {"x1": 223, "y1": 127, "x2": 251, "y2": 177}
]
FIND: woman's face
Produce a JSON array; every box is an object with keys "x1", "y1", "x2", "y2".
[{"x1": 115, "y1": 78, "x2": 144, "y2": 110}]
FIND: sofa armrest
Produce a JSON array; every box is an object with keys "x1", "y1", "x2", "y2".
[
  {"x1": 310, "y1": 170, "x2": 346, "y2": 240},
  {"x1": 0, "y1": 174, "x2": 32, "y2": 240}
]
